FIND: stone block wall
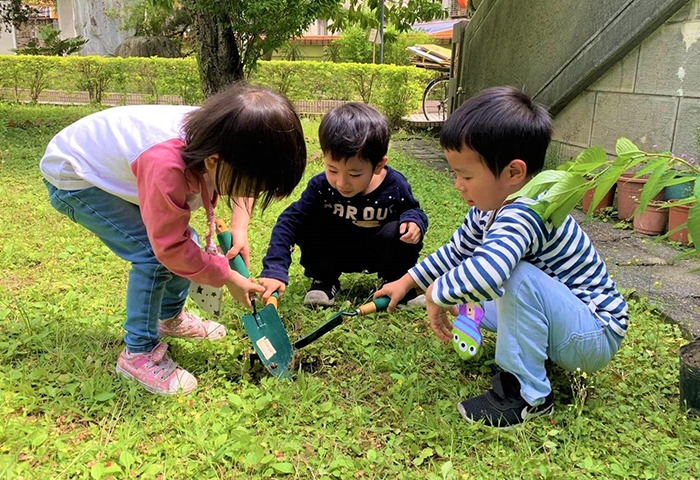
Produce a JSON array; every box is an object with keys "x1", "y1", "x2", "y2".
[{"x1": 551, "y1": 0, "x2": 700, "y2": 163}]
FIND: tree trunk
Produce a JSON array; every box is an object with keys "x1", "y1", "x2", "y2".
[{"x1": 192, "y1": 7, "x2": 243, "y2": 97}]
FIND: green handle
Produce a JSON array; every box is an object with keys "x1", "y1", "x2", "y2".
[
  {"x1": 356, "y1": 296, "x2": 391, "y2": 315},
  {"x1": 216, "y1": 230, "x2": 249, "y2": 277},
  {"x1": 373, "y1": 296, "x2": 391, "y2": 312}
]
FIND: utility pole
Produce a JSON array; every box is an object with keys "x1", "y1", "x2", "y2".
[{"x1": 379, "y1": 0, "x2": 384, "y2": 64}]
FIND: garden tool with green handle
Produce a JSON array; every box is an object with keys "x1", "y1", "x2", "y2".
[
  {"x1": 292, "y1": 296, "x2": 391, "y2": 349},
  {"x1": 215, "y1": 220, "x2": 294, "y2": 380}
]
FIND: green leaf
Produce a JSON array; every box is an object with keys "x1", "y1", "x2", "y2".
[
  {"x1": 30, "y1": 431, "x2": 48, "y2": 447},
  {"x1": 213, "y1": 433, "x2": 228, "y2": 448},
  {"x1": 687, "y1": 203, "x2": 700, "y2": 253},
  {"x1": 119, "y1": 450, "x2": 135, "y2": 469},
  {"x1": 615, "y1": 137, "x2": 641, "y2": 157},
  {"x1": 271, "y1": 462, "x2": 295, "y2": 474},
  {"x1": 90, "y1": 463, "x2": 105, "y2": 480},
  {"x1": 508, "y1": 170, "x2": 569, "y2": 202},
  {"x1": 441, "y1": 461, "x2": 454, "y2": 478},
  {"x1": 367, "y1": 449, "x2": 378, "y2": 461},
  {"x1": 93, "y1": 391, "x2": 115, "y2": 402},
  {"x1": 636, "y1": 156, "x2": 668, "y2": 177},
  {"x1": 567, "y1": 146, "x2": 608, "y2": 175},
  {"x1": 533, "y1": 173, "x2": 589, "y2": 225},
  {"x1": 637, "y1": 166, "x2": 671, "y2": 212}
]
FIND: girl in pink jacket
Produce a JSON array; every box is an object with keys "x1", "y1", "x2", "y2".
[{"x1": 40, "y1": 83, "x2": 307, "y2": 395}]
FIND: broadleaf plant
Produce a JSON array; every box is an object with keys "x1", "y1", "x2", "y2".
[{"x1": 508, "y1": 137, "x2": 700, "y2": 252}]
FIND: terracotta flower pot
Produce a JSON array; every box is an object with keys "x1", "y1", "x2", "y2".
[
  {"x1": 632, "y1": 201, "x2": 668, "y2": 235},
  {"x1": 668, "y1": 203, "x2": 694, "y2": 244},
  {"x1": 581, "y1": 184, "x2": 616, "y2": 214},
  {"x1": 617, "y1": 173, "x2": 664, "y2": 220}
]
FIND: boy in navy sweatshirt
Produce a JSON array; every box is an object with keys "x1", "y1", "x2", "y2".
[{"x1": 260, "y1": 103, "x2": 428, "y2": 307}]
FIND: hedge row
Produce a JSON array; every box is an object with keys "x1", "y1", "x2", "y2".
[{"x1": 0, "y1": 55, "x2": 436, "y2": 126}]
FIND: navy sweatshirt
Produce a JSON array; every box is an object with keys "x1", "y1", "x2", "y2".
[{"x1": 261, "y1": 166, "x2": 428, "y2": 284}]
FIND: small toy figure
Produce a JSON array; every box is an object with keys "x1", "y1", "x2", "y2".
[{"x1": 452, "y1": 303, "x2": 484, "y2": 360}]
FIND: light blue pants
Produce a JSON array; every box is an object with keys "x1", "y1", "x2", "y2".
[
  {"x1": 479, "y1": 262, "x2": 624, "y2": 405},
  {"x1": 45, "y1": 182, "x2": 190, "y2": 353}
]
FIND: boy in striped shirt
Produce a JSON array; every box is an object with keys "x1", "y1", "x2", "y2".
[{"x1": 376, "y1": 86, "x2": 628, "y2": 428}]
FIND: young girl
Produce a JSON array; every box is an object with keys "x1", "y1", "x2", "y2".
[{"x1": 40, "y1": 83, "x2": 307, "y2": 395}]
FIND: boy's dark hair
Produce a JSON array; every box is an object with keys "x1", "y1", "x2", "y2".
[
  {"x1": 440, "y1": 86, "x2": 552, "y2": 177},
  {"x1": 318, "y1": 102, "x2": 390, "y2": 167},
  {"x1": 181, "y1": 82, "x2": 307, "y2": 210}
]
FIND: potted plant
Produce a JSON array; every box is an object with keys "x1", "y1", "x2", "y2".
[
  {"x1": 663, "y1": 161, "x2": 698, "y2": 244},
  {"x1": 581, "y1": 182, "x2": 616, "y2": 214},
  {"x1": 511, "y1": 138, "x2": 699, "y2": 244},
  {"x1": 616, "y1": 171, "x2": 649, "y2": 220},
  {"x1": 632, "y1": 199, "x2": 668, "y2": 235},
  {"x1": 668, "y1": 200, "x2": 695, "y2": 244}
]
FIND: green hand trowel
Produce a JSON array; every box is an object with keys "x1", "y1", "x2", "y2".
[{"x1": 215, "y1": 220, "x2": 294, "y2": 380}]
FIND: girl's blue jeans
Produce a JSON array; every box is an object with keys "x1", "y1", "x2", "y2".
[
  {"x1": 479, "y1": 261, "x2": 624, "y2": 405},
  {"x1": 45, "y1": 181, "x2": 190, "y2": 353}
]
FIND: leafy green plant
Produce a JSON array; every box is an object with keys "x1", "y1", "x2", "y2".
[
  {"x1": 322, "y1": 40, "x2": 342, "y2": 62},
  {"x1": 13, "y1": 25, "x2": 87, "y2": 57},
  {"x1": 375, "y1": 67, "x2": 423, "y2": 129},
  {"x1": 15, "y1": 55, "x2": 56, "y2": 103},
  {"x1": 73, "y1": 57, "x2": 125, "y2": 104},
  {"x1": 278, "y1": 40, "x2": 305, "y2": 61},
  {"x1": 334, "y1": 26, "x2": 374, "y2": 64},
  {"x1": 513, "y1": 138, "x2": 700, "y2": 249}
]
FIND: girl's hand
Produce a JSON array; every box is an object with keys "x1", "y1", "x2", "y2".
[
  {"x1": 225, "y1": 271, "x2": 265, "y2": 307},
  {"x1": 399, "y1": 221, "x2": 422, "y2": 244},
  {"x1": 374, "y1": 273, "x2": 417, "y2": 312},
  {"x1": 426, "y1": 283, "x2": 453, "y2": 342},
  {"x1": 259, "y1": 277, "x2": 286, "y2": 303},
  {"x1": 226, "y1": 230, "x2": 250, "y2": 268}
]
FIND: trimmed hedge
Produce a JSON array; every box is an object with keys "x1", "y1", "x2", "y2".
[{"x1": 0, "y1": 55, "x2": 435, "y2": 126}]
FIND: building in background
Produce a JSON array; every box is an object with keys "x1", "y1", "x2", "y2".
[{"x1": 0, "y1": 1, "x2": 57, "y2": 53}]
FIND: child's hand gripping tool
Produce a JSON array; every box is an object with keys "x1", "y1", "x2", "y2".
[{"x1": 215, "y1": 220, "x2": 294, "y2": 380}]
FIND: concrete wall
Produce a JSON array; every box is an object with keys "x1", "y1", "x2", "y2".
[
  {"x1": 0, "y1": 24, "x2": 16, "y2": 55},
  {"x1": 551, "y1": 0, "x2": 700, "y2": 163}
]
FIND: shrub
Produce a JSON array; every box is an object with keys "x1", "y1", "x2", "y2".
[
  {"x1": 0, "y1": 55, "x2": 432, "y2": 123},
  {"x1": 335, "y1": 26, "x2": 374, "y2": 64},
  {"x1": 375, "y1": 67, "x2": 424, "y2": 128},
  {"x1": 73, "y1": 57, "x2": 125, "y2": 104}
]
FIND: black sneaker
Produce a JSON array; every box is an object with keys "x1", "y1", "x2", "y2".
[
  {"x1": 303, "y1": 279, "x2": 340, "y2": 307},
  {"x1": 457, "y1": 371, "x2": 554, "y2": 428}
]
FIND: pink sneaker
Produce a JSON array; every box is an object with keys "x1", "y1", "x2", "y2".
[
  {"x1": 115, "y1": 342, "x2": 197, "y2": 395},
  {"x1": 159, "y1": 311, "x2": 226, "y2": 341}
]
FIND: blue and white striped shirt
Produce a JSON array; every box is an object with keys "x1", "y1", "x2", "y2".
[{"x1": 410, "y1": 198, "x2": 628, "y2": 337}]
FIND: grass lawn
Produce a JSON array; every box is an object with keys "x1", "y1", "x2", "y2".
[{"x1": 0, "y1": 103, "x2": 698, "y2": 479}]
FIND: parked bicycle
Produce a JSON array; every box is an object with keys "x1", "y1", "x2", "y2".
[
  {"x1": 422, "y1": 75, "x2": 450, "y2": 122},
  {"x1": 407, "y1": 44, "x2": 452, "y2": 122}
]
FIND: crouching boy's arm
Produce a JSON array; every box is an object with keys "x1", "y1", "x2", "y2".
[{"x1": 425, "y1": 283, "x2": 456, "y2": 342}]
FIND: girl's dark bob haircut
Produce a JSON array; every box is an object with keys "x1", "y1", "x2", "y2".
[{"x1": 181, "y1": 82, "x2": 307, "y2": 210}]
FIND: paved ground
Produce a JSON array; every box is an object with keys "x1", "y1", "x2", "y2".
[{"x1": 393, "y1": 136, "x2": 700, "y2": 340}]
